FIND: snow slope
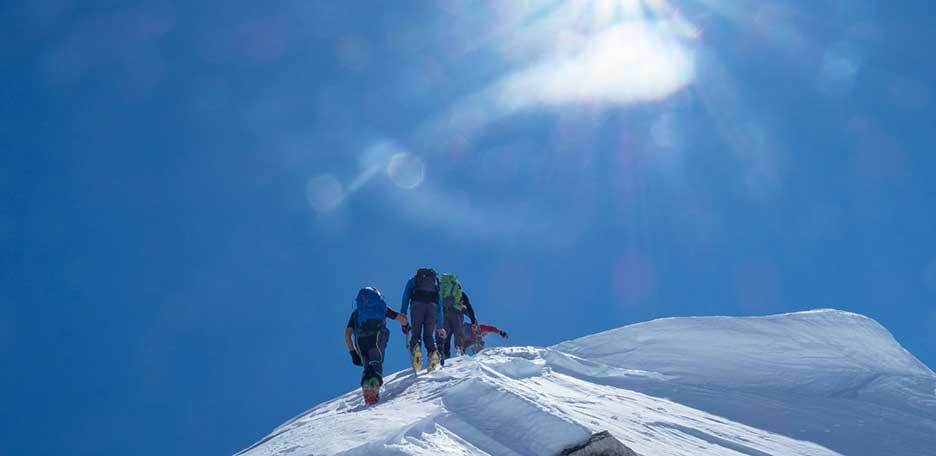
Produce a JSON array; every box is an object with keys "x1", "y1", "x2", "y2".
[
  {"x1": 237, "y1": 310, "x2": 936, "y2": 456},
  {"x1": 553, "y1": 309, "x2": 936, "y2": 455}
]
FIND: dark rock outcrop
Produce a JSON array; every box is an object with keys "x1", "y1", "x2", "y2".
[{"x1": 559, "y1": 431, "x2": 639, "y2": 456}]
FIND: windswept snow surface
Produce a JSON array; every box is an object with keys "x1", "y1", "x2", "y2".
[
  {"x1": 238, "y1": 310, "x2": 936, "y2": 456},
  {"x1": 553, "y1": 309, "x2": 936, "y2": 456}
]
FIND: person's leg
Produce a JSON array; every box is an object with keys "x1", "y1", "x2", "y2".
[
  {"x1": 422, "y1": 302, "x2": 438, "y2": 353},
  {"x1": 441, "y1": 312, "x2": 455, "y2": 359},
  {"x1": 409, "y1": 302, "x2": 426, "y2": 351},
  {"x1": 451, "y1": 311, "x2": 466, "y2": 355},
  {"x1": 355, "y1": 333, "x2": 379, "y2": 386},
  {"x1": 437, "y1": 330, "x2": 449, "y2": 360},
  {"x1": 370, "y1": 328, "x2": 388, "y2": 384}
]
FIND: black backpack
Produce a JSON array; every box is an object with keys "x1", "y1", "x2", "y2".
[{"x1": 410, "y1": 268, "x2": 439, "y2": 302}]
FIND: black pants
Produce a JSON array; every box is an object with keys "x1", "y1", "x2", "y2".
[
  {"x1": 354, "y1": 328, "x2": 388, "y2": 386},
  {"x1": 409, "y1": 301, "x2": 438, "y2": 353},
  {"x1": 440, "y1": 310, "x2": 466, "y2": 359}
]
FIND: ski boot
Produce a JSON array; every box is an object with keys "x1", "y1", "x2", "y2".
[
  {"x1": 362, "y1": 377, "x2": 380, "y2": 405},
  {"x1": 411, "y1": 347, "x2": 423, "y2": 375},
  {"x1": 427, "y1": 351, "x2": 441, "y2": 372}
]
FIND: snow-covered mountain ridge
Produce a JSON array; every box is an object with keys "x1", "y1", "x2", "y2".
[
  {"x1": 237, "y1": 310, "x2": 936, "y2": 456},
  {"x1": 555, "y1": 309, "x2": 935, "y2": 405}
]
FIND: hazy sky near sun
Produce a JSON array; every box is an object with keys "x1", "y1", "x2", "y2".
[{"x1": 3, "y1": 1, "x2": 936, "y2": 455}]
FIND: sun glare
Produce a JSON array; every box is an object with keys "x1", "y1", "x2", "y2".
[
  {"x1": 494, "y1": 0, "x2": 698, "y2": 109},
  {"x1": 421, "y1": 0, "x2": 701, "y2": 158},
  {"x1": 311, "y1": 0, "x2": 708, "y2": 239}
]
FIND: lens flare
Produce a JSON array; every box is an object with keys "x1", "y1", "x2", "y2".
[
  {"x1": 387, "y1": 153, "x2": 426, "y2": 189},
  {"x1": 305, "y1": 175, "x2": 343, "y2": 212}
]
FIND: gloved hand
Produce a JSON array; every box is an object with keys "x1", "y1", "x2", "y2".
[
  {"x1": 499, "y1": 330, "x2": 508, "y2": 339},
  {"x1": 350, "y1": 350, "x2": 362, "y2": 366},
  {"x1": 402, "y1": 324, "x2": 411, "y2": 334}
]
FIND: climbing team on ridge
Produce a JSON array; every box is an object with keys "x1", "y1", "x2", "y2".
[{"x1": 344, "y1": 267, "x2": 509, "y2": 405}]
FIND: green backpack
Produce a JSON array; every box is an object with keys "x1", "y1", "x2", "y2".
[{"x1": 440, "y1": 273, "x2": 465, "y2": 312}]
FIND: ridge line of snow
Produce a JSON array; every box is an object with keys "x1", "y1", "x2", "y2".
[{"x1": 238, "y1": 310, "x2": 935, "y2": 456}]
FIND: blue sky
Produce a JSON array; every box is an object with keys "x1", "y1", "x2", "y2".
[{"x1": 3, "y1": 1, "x2": 935, "y2": 455}]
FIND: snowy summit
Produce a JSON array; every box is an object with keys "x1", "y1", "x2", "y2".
[{"x1": 237, "y1": 310, "x2": 936, "y2": 456}]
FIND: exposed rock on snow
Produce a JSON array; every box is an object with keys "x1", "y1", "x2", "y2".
[{"x1": 558, "y1": 431, "x2": 638, "y2": 456}]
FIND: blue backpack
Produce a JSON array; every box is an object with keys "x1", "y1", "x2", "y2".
[{"x1": 354, "y1": 287, "x2": 388, "y2": 335}]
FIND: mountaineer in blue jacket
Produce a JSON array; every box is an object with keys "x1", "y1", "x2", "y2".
[
  {"x1": 400, "y1": 267, "x2": 445, "y2": 372},
  {"x1": 345, "y1": 287, "x2": 407, "y2": 405}
]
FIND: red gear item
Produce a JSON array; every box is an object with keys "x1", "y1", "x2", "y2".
[{"x1": 477, "y1": 324, "x2": 502, "y2": 337}]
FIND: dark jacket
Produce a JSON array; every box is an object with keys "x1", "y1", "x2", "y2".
[
  {"x1": 400, "y1": 277, "x2": 444, "y2": 327},
  {"x1": 457, "y1": 292, "x2": 478, "y2": 325}
]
